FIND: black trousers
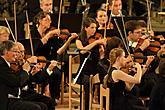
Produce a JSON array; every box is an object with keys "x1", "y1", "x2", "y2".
[
  {"x1": 21, "y1": 90, "x2": 54, "y2": 110},
  {"x1": 8, "y1": 98, "x2": 48, "y2": 110}
]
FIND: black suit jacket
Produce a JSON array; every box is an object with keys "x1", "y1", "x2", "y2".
[{"x1": 0, "y1": 56, "x2": 29, "y2": 110}]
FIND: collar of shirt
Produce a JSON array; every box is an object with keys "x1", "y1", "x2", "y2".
[
  {"x1": 129, "y1": 41, "x2": 138, "y2": 48},
  {"x1": 111, "y1": 13, "x2": 121, "y2": 17}
]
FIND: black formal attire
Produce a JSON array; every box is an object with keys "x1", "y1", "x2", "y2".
[
  {"x1": 29, "y1": 24, "x2": 65, "y2": 101},
  {"x1": 0, "y1": 56, "x2": 47, "y2": 110},
  {"x1": 107, "y1": 67, "x2": 145, "y2": 110},
  {"x1": 128, "y1": 43, "x2": 158, "y2": 97},
  {"x1": 77, "y1": 33, "x2": 100, "y2": 110},
  {"x1": 149, "y1": 76, "x2": 165, "y2": 110},
  {"x1": 20, "y1": 68, "x2": 54, "y2": 110}
]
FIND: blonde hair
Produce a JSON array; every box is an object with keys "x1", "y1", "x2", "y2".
[
  {"x1": 109, "y1": 48, "x2": 124, "y2": 65},
  {"x1": 0, "y1": 26, "x2": 10, "y2": 35}
]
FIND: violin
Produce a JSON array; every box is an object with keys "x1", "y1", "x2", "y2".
[
  {"x1": 88, "y1": 32, "x2": 103, "y2": 44},
  {"x1": 47, "y1": 26, "x2": 71, "y2": 40},
  {"x1": 120, "y1": 56, "x2": 136, "y2": 74},
  {"x1": 133, "y1": 52, "x2": 147, "y2": 64},
  {"x1": 136, "y1": 37, "x2": 161, "y2": 53},
  {"x1": 10, "y1": 60, "x2": 24, "y2": 72}
]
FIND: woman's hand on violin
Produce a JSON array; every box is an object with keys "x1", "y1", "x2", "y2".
[
  {"x1": 46, "y1": 29, "x2": 60, "y2": 39},
  {"x1": 95, "y1": 38, "x2": 107, "y2": 46},
  {"x1": 134, "y1": 62, "x2": 141, "y2": 70}
]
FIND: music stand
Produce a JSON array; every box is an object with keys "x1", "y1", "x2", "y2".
[{"x1": 71, "y1": 50, "x2": 91, "y2": 110}]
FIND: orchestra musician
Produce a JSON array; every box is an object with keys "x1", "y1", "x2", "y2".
[
  {"x1": 95, "y1": 8, "x2": 113, "y2": 30},
  {"x1": 149, "y1": 58, "x2": 165, "y2": 110},
  {"x1": 125, "y1": 20, "x2": 157, "y2": 97},
  {"x1": 101, "y1": 0, "x2": 127, "y2": 17},
  {"x1": 0, "y1": 40, "x2": 48, "y2": 110},
  {"x1": 14, "y1": 42, "x2": 56, "y2": 110},
  {"x1": 30, "y1": 10, "x2": 78, "y2": 104},
  {"x1": 105, "y1": 48, "x2": 145, "y2": 110},
  {"x1": 76, "y1": 17, "x2": 106, "y2": 110}
]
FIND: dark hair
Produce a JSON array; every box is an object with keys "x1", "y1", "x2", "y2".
[
  {"x1": 96, "y1": 8, "x2": 106, "y2": 17},
  {"x1": 79, "y1": 17, "x2": 97, "y2": 42},
  {"x1": 159, "y1": 58, "x2": 165, "y2": 76},
  {"x1": 0, "y1": 40, "x2": 16, "y2": 55},
  {"x1": 34, "y1": 11, "x2": 49, "y2": 25},
  {"x1": 138, "y1": 20, "x2": 147, "y2": 27},
  {"x1": 82, "y1": 17, "x2": 97, "y2": 29},
  {"x1": 104, "y1": 36, "x2": 124, "y2": 59},
  {"x1": 125, "y1": 20, "x2": 141, "y2": 34}
]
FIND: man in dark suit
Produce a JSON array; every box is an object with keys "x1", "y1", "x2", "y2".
[
  {"x1": 0, "y1": 40, "x2": 47, "y2": 110},
  {"x1": 149, "y1": 58, "x2": 165, "y2": 110}
]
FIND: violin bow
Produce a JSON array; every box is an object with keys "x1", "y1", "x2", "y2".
[
  {"x1": 25, "y1": 10, "x2": 34, "y2": 56},
  {"x1": 14, "y1": 2, "x2": 18, "y2": 41},
  {"x1": 119, "y1": 10, "x2": 130, "y2": 51},
  {"x1": 103, "y1": 0, "x2": 109, "y2": 39},
  {"x1": 5, "y1": 18, "x2": 17, "y2": 42},
  {"x1": 114, "y1": 18, "x2": 134, "y2": 63},
  {"x1": 107, "y1": 0, "x2": 115, "y2": 29},
  {"x1": 57, "y1": 0, "x2": 63, "y2": 30},
  {"x1": 81, "y1": 0, "x2": 86, "y2": 6},
  {"x1": 146, "y1": 0, "x2": 152, "y2": 32}
]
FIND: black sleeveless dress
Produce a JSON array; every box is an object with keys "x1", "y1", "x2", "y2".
[{"x1": 107, "y1": 67, "x2": 145, "y2": 110}]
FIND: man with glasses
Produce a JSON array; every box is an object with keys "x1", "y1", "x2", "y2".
[
  {"x1": 125, "y1": 20, "x2": 150, "y2": 53},
  {"x1": 0, "y1": 40, "x2": 48, "y2": 110},
  {"x1": 125, "y1": 20, "x2": 156, "y2": 98}
]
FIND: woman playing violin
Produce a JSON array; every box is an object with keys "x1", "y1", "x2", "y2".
[
  {"x1": 76, "y1": 17, "x2": 106, "y2": 110},
  {"x1": 105, "y1": 48, "x2": 146, "y2": 110},
  {"x1": 30, "y1": 11, "x2": 78, "y2": 102}
]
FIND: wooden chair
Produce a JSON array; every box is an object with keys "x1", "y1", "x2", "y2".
[
  {"x1": 89, "y1": 74, "x2": 100, "y2": 110},
  {"x1": 68, "y1": 52, "x2": 84, "y2": 110},
  {"x1": 100, "y1": 84, "x2": 110, "y2": 110}
]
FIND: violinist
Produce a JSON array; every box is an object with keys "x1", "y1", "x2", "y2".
[
  {"x1": 125, "y1": 20, "x2": 157, "y2": 97},
  {"x1": 149, "y1": 58, "x2": 165, "y2": 110},
  {"x1": 98, "y1": 36, "x2": 124, "y2": 84},
  {"x1": 76, "y1": 17, "x2": 106, "y2": 110},
  {"x1": 13, "y1": 42, "x2": 55, "y2": 110},
  {"x1": 95, "y1": 8, "x2": 115, "y2": 30},
  {"x1": 0, "y1": 40, "x2": 48, "y2": 110},
  {"x1": 104, "y1": 48, "x2": 145, "y2": 110},
  {"x1": 102, "y1": 0, "x2": 127, "y2": 17},
  {"x1": 31, "y1": 11, "x2": 78, "y2": 103}
]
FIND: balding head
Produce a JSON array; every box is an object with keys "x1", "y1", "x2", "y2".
[{"x1": 15, "y1": 42, "x2": 25, "y2": 60}]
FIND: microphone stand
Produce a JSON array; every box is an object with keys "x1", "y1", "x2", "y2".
[{"x1": 73, "y1": 50, "x2": 91, "y2": 110}]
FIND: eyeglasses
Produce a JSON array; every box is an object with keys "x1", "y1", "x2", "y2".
[
  {"x1": 9, "y1": 50, "x2": 25, "y2": 53},
  {"x1": 133, "y1": 31, "x2": 142, "y2": 34},
  {"x1": 8, "y1": 50, "x2": 20, "y2": 53}
]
